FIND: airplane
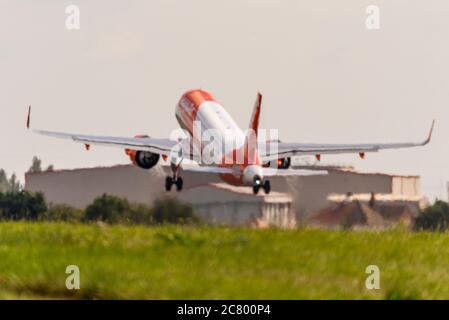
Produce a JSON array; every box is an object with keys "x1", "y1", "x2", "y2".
[{"x1": 27, "y1": 89, "x2": 435, "y2": 195}]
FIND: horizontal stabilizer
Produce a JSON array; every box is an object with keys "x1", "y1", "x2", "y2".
[
  {"x1": 263, "y1": 168, "x2": 328, "y2": 177},
  {"x1": 181, "y1": 165, "x2": 235, "y2": 174}
]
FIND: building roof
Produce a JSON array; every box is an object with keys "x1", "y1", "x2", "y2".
[
  {"x1": 293, "y1": 165, "x2": 419, "y2": 178},
  {"x1": 327, "y1": 193, "x2": 423, "y2": 202},
  {"x1": 24, "y1": 163, "x2": 136, "y2": 177},
  {"x1": 310, "y1": 202, "x2": 384, "y2": 227},
  {"x1": 310, "y1": 200, "x2": 415, "y2": 228},
  {"x1": 331, "y1": 167, "x2": 419, "y2": 179}
]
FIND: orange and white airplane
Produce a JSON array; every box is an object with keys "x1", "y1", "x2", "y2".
[{"x1": 28, "y1": 89, "x2": 434, "y2": 194}]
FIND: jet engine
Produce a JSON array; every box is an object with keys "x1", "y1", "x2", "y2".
[
  {"x1": 263, "y1": 139, "x2": 291, "y2": 169},
  {"x1": 263, "y1": 157, "x2": 291, "y2": 169},
  {"x1": 125, "y1": 135, "x2": 160, "y2": 170}
]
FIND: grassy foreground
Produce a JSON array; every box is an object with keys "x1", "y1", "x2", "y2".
[{"x1": 0, "y1": 222, "x2": 448, "y2": 299}]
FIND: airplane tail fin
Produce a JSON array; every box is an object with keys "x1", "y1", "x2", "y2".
[
  {"x1": 244, "y1": 93, "x2": 262, "y2": 163},
  {"x1": 248, "y1": 92, "x2": 262, "y2": 139}
]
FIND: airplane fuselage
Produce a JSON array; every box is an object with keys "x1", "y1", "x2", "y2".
[{"x1": 175, "y1": 89, "x2": 263, "y2": 186}]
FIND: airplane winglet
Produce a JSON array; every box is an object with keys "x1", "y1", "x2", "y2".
[
  {"x1": 26, "y1": 106, "x2": 31, "y2": 129},
  {"x1": 423, "y1": 119, "x2": 435, "y2": 145}
]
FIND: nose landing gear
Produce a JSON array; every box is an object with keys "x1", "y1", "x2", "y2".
[
  {"x1": 252, "y1": 176, "x2": 271, "y2": 195},
  {"x1": 165, "y1": 176, "x2": 183, "y2": 191}
]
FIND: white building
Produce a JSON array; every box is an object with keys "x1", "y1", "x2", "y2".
[{"x1": 177, "y1": 183, "x2": 295, "y2": 228}]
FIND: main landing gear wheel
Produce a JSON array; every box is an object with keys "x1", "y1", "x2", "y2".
[
  {"x1": 165, "y1": 176, "x2": 183, "y2": 192},
  {"x1": 252, "y1": 177, "x2": 271, "y2": 195},
  {"x1": 253, "y1": 176, "x2": 270, "y2": 194},
  {"x1": 253, "y1": 184, "x2": 261, "y2": 195},
  {"x1": 165, "y1": 176, "x2": 173, "y2": 191},
  {"x1": 175, "y1": 177, "x2": 183, "y2": 191},
  {"x1": 263, "y1": 180, "x2": 271, "y2": 194}
]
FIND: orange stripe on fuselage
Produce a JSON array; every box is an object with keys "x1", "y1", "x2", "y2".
[{"x1": 176, "y1": 89, "x2": 216, "y2": 135}]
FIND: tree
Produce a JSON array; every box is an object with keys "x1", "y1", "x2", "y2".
[
  {"x1": 28, "y1": 156, "x2": 54, "y2": 174},
  {"x1": 0, "y1": 170, "x2": 22, "y2": 193},
  {"x1": 0, "y1": 191, "x2": 47, "y2": 220},
  {"x1": 0, "y1": 169, "x2": 8, "y2": 192},
  {"x1": 83, "y1": 195, "x2": 199, "y2": 225},
  {"x1": 8, "y1": 173, "x2": 21, "y2": 193},
  {"x1": 84, "y1": 194, "x2": 127, "y2": 223},
  {"x1": 151, "y1": 197, "x2": 199, "y2": 224},
  {"x1": 415, "y1": 200, "x2": 449, "y2": 231},
  {"x1": 84, "y1": 194, "x2": 152, "y2": 225},
  {"x1": 28, "y1": 156, "x2": 42, "y2": 173},
  {"x1": 43, "y1": 204, "x2": 83, "y2": 222}
]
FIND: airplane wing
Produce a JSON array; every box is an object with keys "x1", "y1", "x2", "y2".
[
  {"x1": 33, "y1": 129, "x2": 178, "y2": 156},
  {"x1": 260, "y1": 120, "x2": 435, "y2": 161},
  {"x1": 27, "y1": 106, "x2": 179, "y2": 156}
]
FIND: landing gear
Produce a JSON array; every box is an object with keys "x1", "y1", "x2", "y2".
[
  {"x1": 263, "y1": 180, "x2": 271, "y2": 194},
  {"x1": 253, "y1": 176, "x2": 262, "y2": 194},
  {"x1": 165, "y1": 176, "x2": 173, "y2": 191},
  {"x1": 165, "y1": 176, "x2": 183, "y2": 192},
  {"x1": 252, "y1": 176, "x2": 271, "y2": 195},
  {"x1": 175, "y1": 177, "x2": 183, "y2": 191},
  {"x1": 165, "y1": 158, "x2": 184, "y2": 192},
  {"x1": 253, "y1": 184, "x2": 261, "y2": 195}
]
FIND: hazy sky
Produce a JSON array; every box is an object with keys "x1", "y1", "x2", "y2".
[{"x1": 1, "y1": 1, "x2": 449, "y2": 199}]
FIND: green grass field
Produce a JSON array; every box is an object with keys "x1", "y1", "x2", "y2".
[{"x1": 0, "y1": 222, "x2": 448, "y2": 299}]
